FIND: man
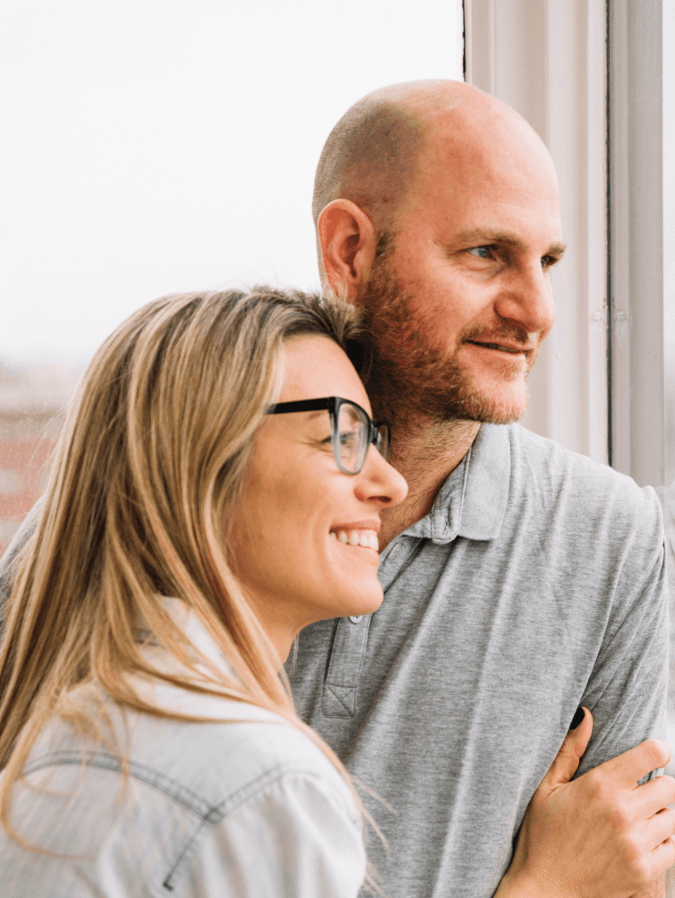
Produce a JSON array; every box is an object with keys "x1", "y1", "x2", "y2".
[
  {"x1": 1, "y1": 79, "x2": 673, "y2": 897},
  {"x1": 287, "y1": 80, "x2": 674, "y2": 897}
]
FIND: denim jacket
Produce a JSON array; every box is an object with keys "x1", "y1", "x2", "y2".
[{"x1": 0, "y1": 601, "x2": 366, "y2": 896}]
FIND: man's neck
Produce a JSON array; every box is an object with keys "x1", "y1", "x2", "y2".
[{"x1": 379, "y1": 418, "x2": 480, "y2": 550}]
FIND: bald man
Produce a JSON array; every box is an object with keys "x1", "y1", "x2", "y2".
[{"x1": 287, "y1": 81, "x2": 674, "y2": 897}]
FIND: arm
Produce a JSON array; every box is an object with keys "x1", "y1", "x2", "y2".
[
  {"x1": 573, "y1": 490, "x2": 669, "y2": 784},
  {"x1": 494, "y1": 710, "x2": 675, "y2": 898},
  {"x1": 495, "y1": 488, "x2": 673, "y2": 897}
]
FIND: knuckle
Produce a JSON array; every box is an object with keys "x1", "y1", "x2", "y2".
[
  {"x1": 620, "y1": 834, "x2": 649, "y2": 880},
  {"x1": 607, "y1": 800, "x2": 633, "y2": 833},
  {"x1": 630, "y1": 856, "x2": 652, "y2": 887},
  {"x1": 665, "y1": 775, "x2": 675, "y2": 806},
  {"x1": 642, "y1": 739, "x2": 670, "y2": 771},
  {"x1": 584, "y1": 768, "x2": 612, "y2": 803},
  {"x1": 667, "y1": 807, "x2": 675, "y2": 833}
]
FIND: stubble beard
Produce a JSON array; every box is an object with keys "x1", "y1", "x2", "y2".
[{"x1": 358, "y1": 251, "x2": 538, "y2": 432}]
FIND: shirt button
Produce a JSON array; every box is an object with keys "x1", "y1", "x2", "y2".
[{"x1": 348, "y1": 615, "x2": 363, "y2": 624}]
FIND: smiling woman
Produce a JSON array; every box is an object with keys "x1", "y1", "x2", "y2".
[
  {"x1": 229, "y1": 334, "x2": 406, "y2": 660},
  {"x1": 0, "y1": 286, "x2": 406, "y2": 897}
]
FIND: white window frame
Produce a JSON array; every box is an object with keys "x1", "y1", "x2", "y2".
[
  {"x1": 608, "y1": 1, "x2": 664, "y2": 487},
  {"x1": 465, "y1": 0, "x2": 609, "y2": 466},
  {"x1": 466, "y1": 0, "x2": 667, "y2": 488}
]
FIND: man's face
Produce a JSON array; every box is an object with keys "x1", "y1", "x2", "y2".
[{"x1": 359, "y1": 112, "x2": 565, "y2": 427}]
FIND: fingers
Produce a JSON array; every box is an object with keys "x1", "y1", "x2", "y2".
[
  {"x1": 597, "y1": 740, "x2": 672, "y2": 789},
  {"x1": 643, "y1": 806, "x2": 675, "y2": 854},
  {"x1": 631, "y1": 775, "x2": 675, "y2": 821},
  {"x1": 646, "y1": 833, "x2": 675, "y2": 887},
  {"x1": 538, "y1": 707, "x2": 593, "y2": 789},
  {"x1": 650, "y1": 834, "x2": 675, "y2": 879}
]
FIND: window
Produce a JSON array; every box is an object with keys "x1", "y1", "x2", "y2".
[{"x1": 0, "y1": 0, "x2": 463, "y2": 551}]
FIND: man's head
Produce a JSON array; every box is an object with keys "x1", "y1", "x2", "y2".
[{"x1": 314, "y1": 80, "x2": 565, "y2": 429}]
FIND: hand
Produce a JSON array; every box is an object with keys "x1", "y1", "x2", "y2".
[{"x1": 495, "y1": 708, "x2": 675, "y2": 898}]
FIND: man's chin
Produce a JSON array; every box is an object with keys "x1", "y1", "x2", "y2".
[{"x1": 448, "y1": 385, "x2": 529, "y2": 426}]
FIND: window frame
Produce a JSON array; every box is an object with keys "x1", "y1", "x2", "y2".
[{"x1": 465, "y1": 0, "x2": 664, "y2": 480}]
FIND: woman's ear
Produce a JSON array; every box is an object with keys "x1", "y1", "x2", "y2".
[{"x1": 317, "y1": 200, "x2": 378, "y2": 303}]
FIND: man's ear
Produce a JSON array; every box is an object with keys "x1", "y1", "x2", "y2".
[{"x1": 317, "y1": 200, "x2": 378, "y2": 303}]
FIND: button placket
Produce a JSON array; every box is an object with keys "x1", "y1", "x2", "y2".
[{"x1": 322, "y1": 615, "x2": 371, "y2": 718}]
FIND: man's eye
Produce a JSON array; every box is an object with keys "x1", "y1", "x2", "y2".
[
  {"x1": 467, "y1": 246, "x2": 494, "y2": 260},
  {"x1": 541, "y1": 255, "x2": 557, "y2": 270}
]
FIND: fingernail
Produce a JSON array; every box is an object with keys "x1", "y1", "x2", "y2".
[{"x1": 570, "y1": 706, "x2": 585, "y2": 730}]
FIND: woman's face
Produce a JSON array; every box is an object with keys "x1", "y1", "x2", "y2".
[{"x1": 229, "y1": 335, "x2": 408, "y2": 660}]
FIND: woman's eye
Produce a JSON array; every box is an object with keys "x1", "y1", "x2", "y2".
[{"x1": 339, "y1": 430, "x2": 359, "y2": 449}]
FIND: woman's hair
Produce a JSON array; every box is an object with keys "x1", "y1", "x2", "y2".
[{"x1": 0, "y1": 286, "x2": 377, "y2": 866}]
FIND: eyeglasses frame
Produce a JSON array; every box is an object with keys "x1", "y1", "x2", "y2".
[{"x1": 266, "y1": 396, "x2": 390, "y2": 475}]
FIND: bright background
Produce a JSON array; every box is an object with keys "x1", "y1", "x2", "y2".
[{"x1": 0, "y1": 0, "x2": 463, "y2": 369}]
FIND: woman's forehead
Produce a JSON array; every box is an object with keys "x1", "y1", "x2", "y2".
[{"x1": 279, "y1": 335, "x2": 371, "y2": 413}]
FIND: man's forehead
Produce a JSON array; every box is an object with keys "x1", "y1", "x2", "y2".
[
  {"x1": 406, "y1": 113, "x2": 561, "y2": 227},
  {"x1": 418, "y1": 97, "x2": 557, "y2": 184}
]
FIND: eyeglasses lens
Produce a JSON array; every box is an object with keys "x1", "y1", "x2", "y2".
[
  {"x1": 376, "y1": 424, "x2": 390, "y2": 461},
  {"x1": 336, "y1": 402, "x2": 369, "y2": 474}
]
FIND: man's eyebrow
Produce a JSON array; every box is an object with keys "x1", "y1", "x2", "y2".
[{"x1": 454, "y1": 229, "x2": 567, "y2": 257}]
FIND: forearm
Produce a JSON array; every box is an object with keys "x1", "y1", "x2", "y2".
[{"x1": 493, "y1": 871, "x2": 666, "y2": 898}]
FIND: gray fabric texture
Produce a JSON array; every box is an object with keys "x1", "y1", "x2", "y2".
[{"x1": 287, "y1": 422, "x2": 669, "y2": 898}]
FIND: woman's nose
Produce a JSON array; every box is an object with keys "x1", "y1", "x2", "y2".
[{"x1": 355, "y1": 445, "x2": 408, "y2": 507}]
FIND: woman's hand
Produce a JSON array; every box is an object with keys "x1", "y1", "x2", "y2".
[{"x1": 494, "y1": 709, "x2": 675, "y2": 898}]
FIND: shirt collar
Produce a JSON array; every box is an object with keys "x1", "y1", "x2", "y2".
[
  {"x1": 404, "y1": 423, "x2": 511, "y2": 544},
  {"x1": 136, "y1": 596, "x2": 234, "y2": 682}
]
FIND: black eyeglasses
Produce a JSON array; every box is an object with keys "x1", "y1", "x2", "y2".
[{"x1": 266, "y1": 396, "x2": 390, "y2": 475}]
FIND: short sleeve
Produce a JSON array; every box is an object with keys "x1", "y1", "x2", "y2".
[
  {"x1": 184, "y1": 770, "x2": 367, "y2": 898},
  {"x1": 576, "y1": 488, "x2": 669, "y2": 778}
]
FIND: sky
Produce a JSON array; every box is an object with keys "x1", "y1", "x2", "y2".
[{"x1": 0, "y1": 0, "x2": 463, "y2": 368}]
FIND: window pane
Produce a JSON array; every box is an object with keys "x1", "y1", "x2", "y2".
[{"x1": 0, "y1": 0, "x2": 463, "y2": 551}]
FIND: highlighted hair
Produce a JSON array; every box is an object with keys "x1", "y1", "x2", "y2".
[{"x1": 0, "y1": 286, "x2": 381, "y2": 889}]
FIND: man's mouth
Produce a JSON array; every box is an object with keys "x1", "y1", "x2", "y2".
[{"x1": 465, "y1": 340, "x2": 531, "y2": 355}]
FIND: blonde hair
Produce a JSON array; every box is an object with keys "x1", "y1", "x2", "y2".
[{"x1": 0, "y1": 286, "x2": 380, "y2": 885}]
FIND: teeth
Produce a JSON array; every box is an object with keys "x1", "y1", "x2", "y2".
[{"x1": 329, "y1": 530, "x2": 379, "y2": 551}]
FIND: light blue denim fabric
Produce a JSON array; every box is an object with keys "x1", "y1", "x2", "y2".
[{"x1": 0, "y1": 604, "x2": 366, "y2": 897}]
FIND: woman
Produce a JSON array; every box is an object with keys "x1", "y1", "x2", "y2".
[{"x1": 0, "y1": 286, "x2": 407, "y2": 896}]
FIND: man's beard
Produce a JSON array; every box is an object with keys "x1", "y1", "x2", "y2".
[{"x1": 358, "y1": 250, "x2": 538, "y2": 430}]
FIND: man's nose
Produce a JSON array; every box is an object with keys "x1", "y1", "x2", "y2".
[{"x1": 494, "y1": 262, "x2": 556, "y2": 336}]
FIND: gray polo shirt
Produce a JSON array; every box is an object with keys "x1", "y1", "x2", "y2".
[{"x1": 288, "y1": 422, "x2": 669, "y2": 898}]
